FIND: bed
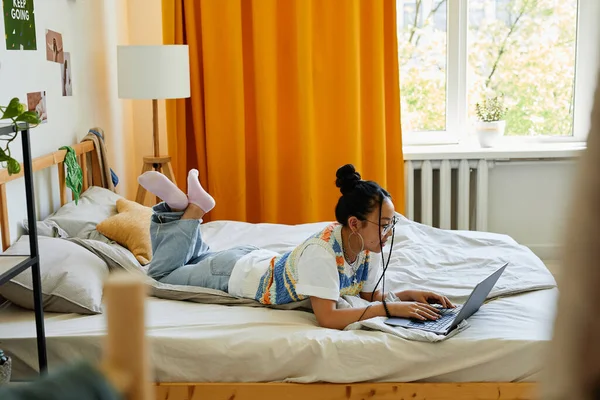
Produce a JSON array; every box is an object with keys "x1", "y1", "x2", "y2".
[{"x1": 0, "y1": 141, "x2": 556, "y2": 399}]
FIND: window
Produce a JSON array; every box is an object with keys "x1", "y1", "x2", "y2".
[
  {"x1": 398, "y1": 0, "x2": 599, "y2": 144},
  {"x1": 402, "y1": 1, "x2": 424, "y2": 29},
  {"x1": 495, "y1": 0, "x2": 514, "y2": 26},
  {"x1": 469, "y1": 0, "x2": 484, "y2": 27},
  {"x1": 433, "y1": 0, "x2": 448, "y2": 31},
  {"x1": 398, "y1": 0, "x2": 447, "y2": 133}
]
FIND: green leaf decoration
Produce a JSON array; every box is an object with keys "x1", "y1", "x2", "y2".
[
  {"x1": 1, "y1": 98, "x2": 24, "y2": 120},
  {"x1": 15, "y1": 111, "x2": 42, "y2": 125},
  {"x1": 59, "y1": 146, "x2": 83, "y2": 205},
  {"x1": 0, "y1": 97, "x2": 44, "y2": 176},
  {"x1": 0, "y1": 147, "x2": 9, "y2": 163},
  {"x1": 7, "y1": 158, "x2": 20, "y2": 175}
]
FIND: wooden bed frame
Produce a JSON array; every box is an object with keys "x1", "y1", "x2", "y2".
[{"x1": 0, "y1": 141, "x2": 539, "y2": 400}]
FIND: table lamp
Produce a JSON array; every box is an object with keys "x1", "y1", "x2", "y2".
[{"x1": 117, "y1": 45, "x2": 191, "y2": 204}]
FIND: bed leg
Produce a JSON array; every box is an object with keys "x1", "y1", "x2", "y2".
[{"x1": 103, "y1": 273, "x2": 153, "y2": 400}]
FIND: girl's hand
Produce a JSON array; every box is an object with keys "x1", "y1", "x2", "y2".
[
  {"x1": 400, "y1": 290, "x2": 455, "y2": 308},
  {"x1": 388, "y1": 301, "x2": 441, "y2": 321}
]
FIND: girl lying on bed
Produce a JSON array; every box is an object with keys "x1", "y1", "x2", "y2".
[{"x1": 138, "y1": 164, "x2": 454, "y2": 330}]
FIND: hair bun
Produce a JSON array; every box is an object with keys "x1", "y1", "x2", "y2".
[{"x1": 336, "y1": 164, "x2": 361, "y2": 195}]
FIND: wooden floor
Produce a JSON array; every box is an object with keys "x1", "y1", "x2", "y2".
[{"x1": 155, "y1": 382, "x2": 537, "y2": 400}]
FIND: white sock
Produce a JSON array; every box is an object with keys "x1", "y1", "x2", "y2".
[
  {"x1": 138, "y1": 171, "x2": 188, "y2": 210},
  {"x1": 187, "y1": 169, "x2": 215, "y2": 213}
]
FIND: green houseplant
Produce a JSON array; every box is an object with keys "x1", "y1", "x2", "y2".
[
  {"x1": 474, "y1": 94, "x2": 508, "y2": 148},
  {"x1": 0, "y1": 97, "x2": 42, "y2": 175}
]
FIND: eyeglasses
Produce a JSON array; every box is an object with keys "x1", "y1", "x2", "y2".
[{"x1": 365, "y1": 215, "x2": 398, "y2": 236}]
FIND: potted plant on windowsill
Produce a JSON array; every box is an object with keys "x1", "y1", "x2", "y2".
[{"x1": 474, "y1": 94, "x2": 508, "y2": 148}]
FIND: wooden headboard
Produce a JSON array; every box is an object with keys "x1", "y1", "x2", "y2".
[{"x1": 0, "y1": 140, "x2": 103, "y2": 251}]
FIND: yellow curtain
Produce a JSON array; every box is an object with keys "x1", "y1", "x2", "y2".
[{"x1": 162, "y1": 0, "x2": 404, "y2": 224}]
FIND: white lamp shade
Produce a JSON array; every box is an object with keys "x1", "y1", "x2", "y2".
[{"x1": 117, "y1": 45, "x2": 191, "y2": 100}]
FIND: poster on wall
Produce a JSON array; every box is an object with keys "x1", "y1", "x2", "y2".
[
  {"x1": 27, "y1": 91, "x2": 47, "y2": 123},
  {"x1": 45, "y1": 29, "x2": 63, "y2": 63},
  {"x1": 61, "y1": 52, "x2": 72, "y2": 96},
  {"x1": 3, "y1": 0, "x2": 37, "y2": 50}
]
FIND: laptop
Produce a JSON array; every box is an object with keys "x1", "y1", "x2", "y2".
[{"x1": 384, "y1": 262, "x2": 508, "y2": 335}]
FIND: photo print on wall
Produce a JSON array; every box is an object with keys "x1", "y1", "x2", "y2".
[
  {"x1": 27, "y1": 91, "x2": 47, "y2": 123},
  {"x1": 61, "y1": 52, "x2": 72, "y2": 96},
  {"x1": 45, "y1": 29, "x2": 63, "y2": 63}
]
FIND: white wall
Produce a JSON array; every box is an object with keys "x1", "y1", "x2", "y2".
[
  {"x1": 0, "y1": 0, "x2": 168, "y2": 245},
  {"x1": 0, "y1": 0, "x2": 139, "y2": 245},
  {"x1": 487, "y1": 160, "x2": 579, "y2": 261}
]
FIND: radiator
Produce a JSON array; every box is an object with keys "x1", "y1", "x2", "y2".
[{"x1": 404, "y1": 159, "x2": 493, "y2": 231}]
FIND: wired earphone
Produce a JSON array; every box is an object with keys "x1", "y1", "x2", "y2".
[
  {"x1": 357, "y1": 192, "x2": 396, "y2": 321},
  {"x1": 370, "y1": 193, "x2": 396, "y2": 317}
]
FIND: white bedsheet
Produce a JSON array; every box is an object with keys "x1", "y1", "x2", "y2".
[
  {"x1": 0, "y1": 217, "x2": 558, "y2": 383},
  {"x1": 0, "y1": 288, "x2": 557, "y2": 383}
]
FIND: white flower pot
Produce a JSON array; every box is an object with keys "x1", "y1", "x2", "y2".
[{"x1": 475, "y1": 120, "x2": 506, "y2": 148}]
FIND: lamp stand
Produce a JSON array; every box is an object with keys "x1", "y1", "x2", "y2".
[{"x1": 135, "y1": 99, "x2": 176, "y2": 205}]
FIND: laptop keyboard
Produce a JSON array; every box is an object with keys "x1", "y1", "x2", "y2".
[{"x1": 406, "y1": 305, "x2": 462, "y2": 331}]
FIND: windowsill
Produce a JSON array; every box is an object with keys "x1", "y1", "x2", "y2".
[{"x1": 403, "y1": 138, "x2": 587, "y2": 161}]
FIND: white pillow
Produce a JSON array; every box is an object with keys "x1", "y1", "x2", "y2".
[
  {"x1": 25, "y1": 186, "x2": 123, "y2": 242},
  {"x1": 21, "y1": 219, "x2": 69, "y2": 238},
  {"x1": 0, "y1": 235, "x2": 109, "y2": 314}
]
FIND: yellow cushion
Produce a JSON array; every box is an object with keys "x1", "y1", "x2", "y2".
[{"x1": 96, "y1": 198, "x2": 153, "y2": 265}]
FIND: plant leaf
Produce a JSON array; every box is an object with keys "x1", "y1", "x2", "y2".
[
  {"x1": 15, "y1": 111, "x2": 41, "y2": 124},
  {"x1": 7, "y1": 158, "x2": 20, "y2": 175},
  {"x1": 1, "y1": 98, "x2": 23, "y2": 120}
]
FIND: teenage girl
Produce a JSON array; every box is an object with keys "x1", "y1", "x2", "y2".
[{"x1": 139, "y1": 164, "x2": 454, "y2": 330}]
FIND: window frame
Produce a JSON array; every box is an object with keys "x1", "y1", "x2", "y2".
[{"x1": 401, "y1": 0, "x2": 599, "y2": 146}]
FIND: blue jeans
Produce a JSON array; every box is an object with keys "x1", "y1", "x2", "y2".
[{"x1": 148, "y1": 203, "x2": 257, "y2": 291}]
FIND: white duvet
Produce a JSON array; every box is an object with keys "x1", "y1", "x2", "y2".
[
  {"x1": 201, "y1": 215, "x2": 556, "y2": 302},
  {"x1": 1, "y1": 216, "x2": 558, "y2": 383},
  {"x1": 200, "y1": 214, "x2": 557, "y2": 342}
]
